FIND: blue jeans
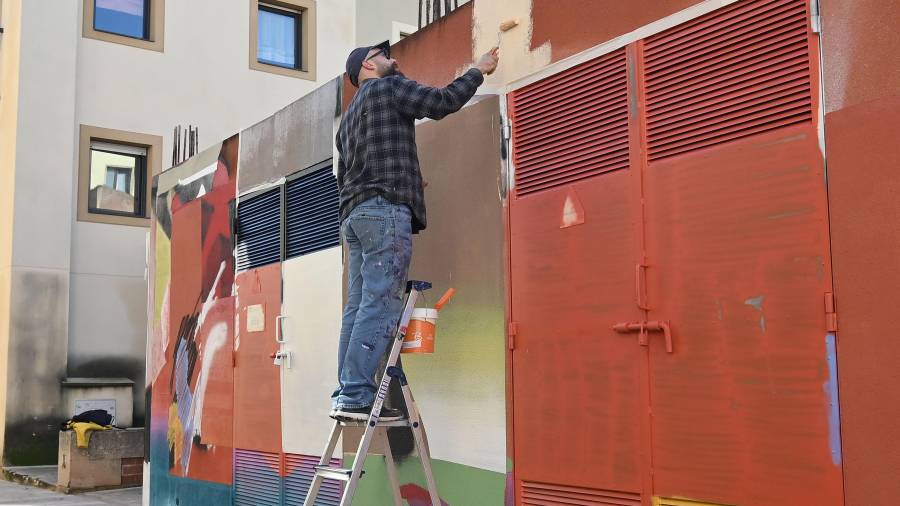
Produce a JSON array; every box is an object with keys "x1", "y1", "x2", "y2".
[{"x1": 332, "y1": 196, "x2": 412, "y2": 409}]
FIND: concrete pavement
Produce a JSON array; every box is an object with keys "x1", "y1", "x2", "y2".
[{"x1": 0, "y1": 478, "x2": 140, "y2": 505}]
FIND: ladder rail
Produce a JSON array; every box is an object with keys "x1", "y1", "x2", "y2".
[{"x1": 305, "y1": 282, "x2": 442, "y2": 506}]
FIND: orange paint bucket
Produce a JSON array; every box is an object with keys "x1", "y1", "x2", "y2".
[{"x1": 402, "y1": 308, "x2": 439, "y2": 354}]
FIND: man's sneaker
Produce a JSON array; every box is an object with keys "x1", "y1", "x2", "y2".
[{"x1": 331, "y1": 405, "x2": 404, "y2": 422}]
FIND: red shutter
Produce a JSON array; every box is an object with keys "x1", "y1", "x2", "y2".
[
  {"x1": 511, "y1": 48, "x2": 629, "y2": 196},
  {"x1": 644, "y1": 0, "x2": 813, "y2": 160}
]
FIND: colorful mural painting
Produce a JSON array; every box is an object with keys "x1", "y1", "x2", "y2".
[
  {"x1": 148, "y1": 136, "x2": 238, "y2": 503},
  {"x1": 145, "y1": 1, "x2": 900, "y2": 504}
]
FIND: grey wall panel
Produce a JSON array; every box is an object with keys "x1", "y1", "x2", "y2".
[
  {"x1": 4, "y1": 268, "x2": 69, "y2": 464},
  {"x1": 239, "y1": 77, "x2": 340, "y2": 193},
  {"x1": 405, "y1": 96, "x2": 507, "y2": 472}
]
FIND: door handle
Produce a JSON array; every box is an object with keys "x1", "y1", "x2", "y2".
[
  {"x1": 275, "y1": 315, "x2": 287, "y2": 344},
  {"x1": 613, "y1": 320, "x2": 673, "y2": 353},
  {"x1": 269, "y1": 350, "x2": 292, "y2": 369}
]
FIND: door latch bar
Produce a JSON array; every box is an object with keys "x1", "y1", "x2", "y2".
[{"x1": 613, "y1": 320, "x2": 673, "y2": 353}]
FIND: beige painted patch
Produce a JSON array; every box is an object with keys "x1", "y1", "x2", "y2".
[
  {"x1": 246, "y1": 304, "x2": 266, "y2": 333},
  {"x1": 472, "y1": 0, "x2": 551, "y2": 87},
  {"x1": 280, "y1": 246, "x2": 343, "y2": 456},
  {"x1": 560, "y1": 187, "x2": 585, "y2": 228}
]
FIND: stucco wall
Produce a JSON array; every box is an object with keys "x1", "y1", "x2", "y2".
[
  {"x1": 1, "y1": 0, "x2": 79, "y2": 466},
  {"x1": 356, "y1": 0, "x2": 408, "y2": 46},
  {"x1": 1, "y1": 0, "x2": 357, "y2": 465},
  {"x1": 0, "y1": 0, "x2": 23, "y2": 465},
  {"x1": 67, "y1": 0, "x2": 355, "y2": 433}
]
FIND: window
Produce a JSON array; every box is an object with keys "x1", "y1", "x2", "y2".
[
  {"x1": 249, "y1": 0, "x2": 316, "y2": 80},
  {"x1": 88, "y1": 142, "x2": 145, "y2": 216},
  {"x1": 78, "y1": 125, "x2": 162, "y2": 227},
  {"x1": 82, "y1": 0, "x2": 165, "y2": 52},
  {"x1": 93, "y1": 0, "x2": 149, "y2": 39},
  {"x1": 257, "y1": 4, "x2": 300, "y2": 69}
]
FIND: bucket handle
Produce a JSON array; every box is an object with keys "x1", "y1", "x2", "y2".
[{"x1": 434, "y1": 288, "x2": 456, "y2": 311}]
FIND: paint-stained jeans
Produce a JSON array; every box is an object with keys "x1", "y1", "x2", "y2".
[{"x1": 332, "y1": 196, "x2": 412, "y2": 409}]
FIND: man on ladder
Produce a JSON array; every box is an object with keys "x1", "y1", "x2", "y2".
[
  {"x1": 301, "y1": 41, "x2": 499, "y2": 506},
  {"x1": 330, "y1": 41, "x2": 499, "y2": 421}
]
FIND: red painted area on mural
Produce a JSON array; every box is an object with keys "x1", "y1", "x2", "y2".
[
  {"x1": 150, "y1": 137, "x2": 239, "y2": 487},
  {"x1": 530, "y1": 0, "x2": 695, "y2": 62},
  {"x1": 400, "y1": 484, "x2": 449, "y2": 506},
  {"x1": 233, "y1": 264, "x2": 283, "y2": 458},
  {"x1": 824, "y1": 95, "x2": 900, "y2": 505}
]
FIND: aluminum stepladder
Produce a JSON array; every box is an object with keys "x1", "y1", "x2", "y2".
[{"x1": 302, "y1": 280, "x2": 441, "y2": 506}]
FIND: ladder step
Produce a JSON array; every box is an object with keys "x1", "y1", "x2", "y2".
[
  {"x1": 314, "y1": 466, "x2": 364, "y2": 482},
  {"x1": 337, "y1": 419, "x2": 411, "y2": 428}
]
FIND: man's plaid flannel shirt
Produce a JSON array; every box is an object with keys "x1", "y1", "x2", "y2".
[{"x1": 336, "y1": 68, "x2": 485, "y2": 233}]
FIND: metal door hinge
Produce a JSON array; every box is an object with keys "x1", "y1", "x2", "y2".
[
  {"x1": 508, "y1": 321, "x2": 518, "y2": 350},
  {"x1": 502, "y1": 122, "x2": 511, "y2": 142},
  {"x1": 825, "y1": 292, "x2": 838, "y2": 332}
]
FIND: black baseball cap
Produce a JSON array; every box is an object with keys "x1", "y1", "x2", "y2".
[{"x1": 346, "y1": 40, "x2": 391, "y2": 87}]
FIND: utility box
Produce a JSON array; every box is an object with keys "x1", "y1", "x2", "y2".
[
  {"x1": 57, "y1": 428, "x2": 144, "y2": 492},
  {"x1": 61, "y1": 378, "x2": 134, "y2": 427}
]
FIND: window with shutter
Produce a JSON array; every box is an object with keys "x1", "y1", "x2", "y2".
[
  {"x1": 235, "y1": 188, "x2": 282, "y2": 271},
  {"x1": 285, "y1": 165, "x2": 340, "y2": 259}
]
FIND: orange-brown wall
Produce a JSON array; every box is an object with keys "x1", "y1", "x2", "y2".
[
  {"x1": 821, "y1": 1, "x2": 900, "y2": 504},
  {"x1": 390, "y1": 2, "x2": 473, "y2": 87},
  {"x1": 342, "y1": 0, "x2": 473, "y2": 113},
  {"x1": 530, "y1": 0, "x2": 696, "y2": 62}
]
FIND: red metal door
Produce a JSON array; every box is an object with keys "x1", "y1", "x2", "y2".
[
  {"x1": 509, "y1": 49, "x2": 648, "y2": 505},
  {"x1": 638, "y1": 1, "x2": 844, "y2": 504}
]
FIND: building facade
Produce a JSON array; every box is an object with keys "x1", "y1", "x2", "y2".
[{"x1": 0, "y1": 0, "x2": 421, "y2": 467}]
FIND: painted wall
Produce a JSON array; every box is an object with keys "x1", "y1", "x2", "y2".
[
  {"x1": 389, "y1": 2, "x2": 475, "y2": 88},
  {"x1": 0, "y1": 0, "x2": 23, "y2": 464},
  {"x1": 820, "y1": 0, "x2": 900, "y2": 504},
  {"x1": 144, "y1": 1, "x2": 900, "y2": 504},
  {"x1": 529, "y1": 0, "x2": 696, "y2": 62},
  {"x1": 148, "y1": 136, "x2": 238, "y2": 505},
  {"x1": 1, "y1": 0, "x2": 79, "y2": 465},
  {"x1": 2, "y1": 0, "x2": 359, "y2": 465},
  {"x1": 69, "y1": 0, "x2": 356, "y2": 434}
]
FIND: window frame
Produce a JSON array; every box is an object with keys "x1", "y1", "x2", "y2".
[
  {"x1": 82, "y1": 0, "x2": 165, "y2": 52},
  {"x1": 78, "y1": 125, "x2": 162, "y2": 227},
  {"x1": 249, "y1": 0, "x2": 316, "y2": 81}
]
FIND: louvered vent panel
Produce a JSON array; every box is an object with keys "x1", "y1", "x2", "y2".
[
  {"x1": 511, "y1": 48, "x2": 629, "y2": 196},
  {"x1": 285, "y1": 167, "x2": 340, "y2": 259},
  {"x1": 236, "y1": 189, "x2": 281, "y2": 271},
  {"x1": 284, "y1": 453, "x2": 344, "y2": 506},
  {"x1": 234, "y1": 449, "x2": 282, "y2": 506},
  {"x1": 521, "y1": 481, "x2": 641, "y2": 505},
  {"x1": 644, "y1": 0, "x2": 812, "y2": 160}
]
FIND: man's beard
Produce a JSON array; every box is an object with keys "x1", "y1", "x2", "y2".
[{"x1": 380, "y1": 62, "x2": 400, "y2": 78}]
